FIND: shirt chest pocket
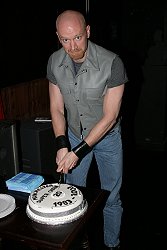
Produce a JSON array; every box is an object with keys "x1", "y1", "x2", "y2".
[{"x1": 86, "y1": 86, "x2": 107, "y2": 101}]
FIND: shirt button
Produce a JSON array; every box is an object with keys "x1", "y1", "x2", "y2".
[{"x1": 75, "y1": 82, "x2": 77, "y2": 85}]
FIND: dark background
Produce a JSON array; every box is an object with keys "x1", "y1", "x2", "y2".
[
  {"x1": 0, "y1": 0, "x2": 166, "y2": 86},
  {"x1": 0, "y1": 0, "x2": 167, "y2": 149},
  {"x1": 0, "y1": 1, "x2": 165, "y2": 249}
]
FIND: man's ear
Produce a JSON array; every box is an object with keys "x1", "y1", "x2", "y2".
[
  {"x1": 56, "y1": 32, "x2": 61, "y2": 43},
  {"x1": 86, "y1": 25, "x2": 90, "y2": 38}
]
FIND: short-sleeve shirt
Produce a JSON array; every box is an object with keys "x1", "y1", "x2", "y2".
[{"x1": 47, "y1": 40, "x2": 128, "y2": 138}]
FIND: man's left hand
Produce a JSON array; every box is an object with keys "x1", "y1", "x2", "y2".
[{"x1": 57, "y1": 151, "x2": 79, "y2": 173}]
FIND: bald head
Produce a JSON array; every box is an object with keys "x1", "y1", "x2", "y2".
[
  {"x1": 56, "y1": 10, "x2": 86, "y2": 33},
  {"x1": 55, "y1": 10, "x2": 90, "y2": 62}
]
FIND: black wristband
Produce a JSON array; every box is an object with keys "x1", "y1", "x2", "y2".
[
  {"x1": 72, "y1": 140, "x2": 91, "y2": 159},
  {"x1": 56, "y1": 135, "x2": 70, "y2": 151}
]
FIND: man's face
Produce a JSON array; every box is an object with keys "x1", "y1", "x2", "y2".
[{"x1": 57, "y1": 24, "x2": 90, "y2": 62}]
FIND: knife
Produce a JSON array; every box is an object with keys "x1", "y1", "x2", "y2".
[{"x1": 58, "y1": 171, "x2": 63, "y2": 188}]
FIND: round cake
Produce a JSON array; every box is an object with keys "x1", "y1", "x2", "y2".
[{"x1": 26, "y1": 183, "x2": 88, "y2": 225}]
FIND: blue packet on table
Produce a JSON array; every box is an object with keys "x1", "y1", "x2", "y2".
[{"x1": 6, "y1": 172, "x2": 44, "y2": 193}]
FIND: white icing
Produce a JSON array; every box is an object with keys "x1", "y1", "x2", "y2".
[{"x1": 26, "y1": 183, "x2": 88, "y2": 225}]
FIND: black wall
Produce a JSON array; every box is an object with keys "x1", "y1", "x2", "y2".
[
  {"x1": 0, "y1": 0, "x2": 87, "y2": 87},
  {"x1": 1, "y1": 0, "x2": 166, "y2": 149},
  {"x1": 1, "y1": 0, "x2": 165, "y2": 87}
]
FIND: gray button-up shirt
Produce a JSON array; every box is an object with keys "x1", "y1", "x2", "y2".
[{"x1": 47, "y1": 41, "x2": 128, "y2": 139}]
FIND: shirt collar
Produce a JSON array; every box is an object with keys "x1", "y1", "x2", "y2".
[{"x1": 59, "y1": 41, "x2": 100, "y2": 71}]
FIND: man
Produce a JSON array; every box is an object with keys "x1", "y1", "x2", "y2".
[{"x1": 47, "y1": 10, "x2": 128, "y2": 250}]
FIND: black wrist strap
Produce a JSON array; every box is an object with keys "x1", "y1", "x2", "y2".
[
  {"x1": 72, "y1": 140, "x2": 91, "y2": 159},
  {"x1": 56, "y1": 135, "x2": 70, "y2": 151}
]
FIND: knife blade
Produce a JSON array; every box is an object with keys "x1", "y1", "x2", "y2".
[{"x1": 58, "y1": 171, "x2": 63, "y2": 188}]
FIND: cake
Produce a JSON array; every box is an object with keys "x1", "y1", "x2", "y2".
[{"x1": 26, "y1": 183, "x2": 88, "y2": 225}]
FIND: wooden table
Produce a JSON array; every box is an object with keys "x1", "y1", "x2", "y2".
[{"x1": 0, "y1": 185, "x2": 108, "y2": 250}]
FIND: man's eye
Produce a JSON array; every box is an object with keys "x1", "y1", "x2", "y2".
[
  {"x1": 62, "y1": 39, "x2": 69, "y2": 43},
  {"x1": 75, "y1": 36, "x2": 81, "y2": 41}
]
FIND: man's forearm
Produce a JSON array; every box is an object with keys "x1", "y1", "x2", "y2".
[
  {"x1": 51, "y1": 112, "x2": 66, "y2": 137},
  {"x1": 84, "y1": 86, "x2": 123, "y2": 147},
  {"x1": 84, "y1": 116, "x2": 117, "y2": 147},
  {"x1": 51, "y1": 113, "x2": 70, "y2": 151}
]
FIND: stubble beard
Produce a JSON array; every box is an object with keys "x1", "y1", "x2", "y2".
[{"x1": 68, "y1": 49, "x2": 85, "y2": 61}]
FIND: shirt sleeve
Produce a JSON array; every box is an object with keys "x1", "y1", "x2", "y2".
[
  {"x1": 46, "y1": 54, "x2": 57, "y2": 84},
  {"x1": 107, "y1": 55, "x2": 128, "y2": 88}
]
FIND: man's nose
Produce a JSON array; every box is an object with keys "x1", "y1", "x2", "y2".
[{"x1": 70, "y1": 40, "x2": 77, "y2": 50}]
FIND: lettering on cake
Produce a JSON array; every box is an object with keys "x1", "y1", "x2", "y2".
[
  {"x1": 31, "y1": 184, "x2": 54, "y2": 201},
  {"x1": 53, "y1": 191, "x2": 62, "y2": 197},
  {"x1": 67, "y1": 185, "x2": 78, "y2": 196},
  {"x1": 48, "y1": 185, "x2": 58, "y2": 193},
  {"x1": 31, "y1": 185, "x2": 79, "y2": 206},
  {"x1": 38, "y1": 184, "x2": 51, "y2": 191},
  {"x1": 32, "y1": 191, "x2": 38, "y2": 200},
  {"x1": 52, "y1": 199, "x2": 72, "y2": 207},
  {"x1": 37, "y1": 193, "x2": 49, "y2": 203}
]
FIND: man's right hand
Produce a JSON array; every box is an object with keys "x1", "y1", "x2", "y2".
[
  {"x1": 56, "y1": 150, "x2": 79, "y2": 174},
  {"x1": 56, "y1": 148, "x2": 68, "y2": 171}
]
